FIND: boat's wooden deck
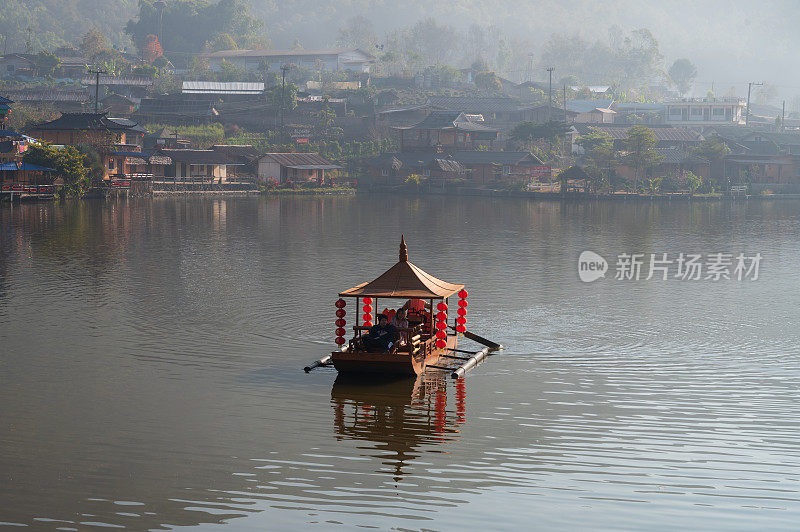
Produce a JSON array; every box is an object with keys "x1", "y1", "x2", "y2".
[{"x1": 331, "y1": 334, "x2": 457, "y2": 376}]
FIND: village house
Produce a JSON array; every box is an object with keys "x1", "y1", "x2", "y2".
[
  {"x1": 81, "y1": 75, "x2": 154, "y2": 99},
  {"x1": 211, "y1": 144, "x2": 262, "y2": 181},
  {"x1": 528, "y1": 104, "x2": 579, "y2": 124},
  {"x1": 143, "y1": 127, "x2": 193, "y2": 150},
  {"x1": 4, "y1": 88, "x2": 91, "y2": 113},
  {"x1": 426, "y1": 96, "x2": 538, "y2": 129},
  {"x1": 256, "y1": 153, "x2": 341, "y2": 185},
  {"x1": 28, "y1": 112, "x2": 147, "y2": 180},
  {"x1": 153, "y1": 149, "x2": 243, "y2": 183},
  {"x1": 101, "y1": 94, "x2": 137, "y2": 116},
  {"x1": 613, "y1": 149, "x2": 710, "y2": 183},
  {"x1": 366, "y1": 152, "x2": 467, "y2": 185},
  {"x1": 0, "y1": 54, "x2": 37, "y2": 77},
  {"x1": 566, "y1": 99, "x2": 616, "y2": 123},
  {"x1": 572, "y1": 124, "x2": 703, "y2": 153},
  {"x1": 205, "y1": 48, "x2": 375, "y2": 73},
  {"x1": 134, "y1": 96, "x2": 218, "y2": 124},
  {"x1": 397, "y1": 111, "x2": 499, "y2": 153},
  {"x1": 664, "y1": 97, "x2": 745, "y2": 127},
  {"x1": 367, "y1": 150, "x2": 547, "y2": 186}
]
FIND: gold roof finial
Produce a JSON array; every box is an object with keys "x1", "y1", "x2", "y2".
[{"x1": 399, "y1": 235, "x2": 408, "y2": 262}]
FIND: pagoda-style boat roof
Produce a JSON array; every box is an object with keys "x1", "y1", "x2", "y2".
[{"x1": 339, "y1": 237, "x2": 464, "y2": 299}]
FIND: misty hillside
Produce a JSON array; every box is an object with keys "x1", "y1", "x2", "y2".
[{"x1": 2, "y1": 0, "x2": 799, "y2": 94}]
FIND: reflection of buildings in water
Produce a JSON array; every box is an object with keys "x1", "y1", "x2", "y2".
[{"x1": 331, "y1": 374, "x2": 467, "y2": 482}]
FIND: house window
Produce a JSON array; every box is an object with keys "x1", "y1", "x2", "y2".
[
  {"x1": 108, "y1": 158, "x2": 115, "y2": 170},
  {"x1": 381, "y1": 169, "x2": 389, "y2": 176},
  {"x1": 691, "y1": 108, "x2": 702, "y2": 115},
  {"x1": 502, "y1": 166, "x2": 511, "y2": 175},
  {"x1": 423, "y1": 169, "x2": 431, "y2": 177},
  {"x1": 712, "y1": 108, "x2": 725, "y2": 116},
  {"x1": 669, "y1": 108, "x2": 682, "y2": 116}
]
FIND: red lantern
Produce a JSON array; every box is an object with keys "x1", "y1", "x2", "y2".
[
  {"x1": 335, "y1": 327, "x2": 345, "y2": 336},
  {"x1": 456, "y1": 316, "x2": 466, "y2": 325},
  {"x1": 363, "y1": 297, "x2": 372, "y2": 304},
  {"x1": 436, "y1": 339, "x2": 447, "y2": 349},
  {"x1": 335, "y1": 299, "x2": 346, "y2": 308},
  {"x1": 362, "y1": 304, "x2": 373, "y2": 313},
  {"x1": 458, "y1": 299, "x2": 468, "y2": 308},
  {"x1": 363, "y1": 313, "x2": 372, "y2": 323},
  {"x1": 364, "y1": 321, "x2": 372, "y2": 328},
  {"x1": 458, "y1": 289, "x2": 468, "y2": 299},
  {"x1": 456, "y1": 325, "x2": 466, "y2": 333},
  {"x1": 334, "y1": 336, "x2": 346, "y2": 345},
  {"x1": 437, "y1": 302, "x2": 448, "y2": 311},
  {"x1": 457, "y1": 307, "x2": 467, "y2": 316},
  {"x1": 436, "y1": 311, "x2": 447, "y2": 321},
  {"x1": 436, "y1": 321, "x2": 447, "y2": 330},
  {"x1": 436, "y1": 330, "x2": 447, "y2": 339},
  {"x1": 336, "y1": 309, "x2": 346, "y2": 318},
  {"x1": 335, "y1": 318, "x2": 346, "y2": 327}
]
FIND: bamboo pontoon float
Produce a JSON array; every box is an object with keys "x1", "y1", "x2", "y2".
[{"x1": 304, "y1": 236, "x2": 501, "y2": 377}]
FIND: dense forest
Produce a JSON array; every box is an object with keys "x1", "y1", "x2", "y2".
[{"x1": 1, "y1": 0, "x2": 798, "y2": 96}]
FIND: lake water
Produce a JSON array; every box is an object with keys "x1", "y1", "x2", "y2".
[{"x1": 2, "y1": 196, "x2": 800, "y2": 530}]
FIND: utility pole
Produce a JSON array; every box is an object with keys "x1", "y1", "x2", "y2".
[
  {"x1": 154, "y1": 0, "x2": 166, "y2": 45},
  {"x1": 546, "y1": 67, "x2": 555, "y2": 121},
  {"x1": 88, "y1": 69, "x2": 107, "y2": 113},
  {"x1": 280, "y1": 63, "x2": 291, "y2": 142},
  {"x1": 563, "y1": 84, "x2": 567, "y2": 123},
  {"x1": 746, "y1": 81, "x2": 763, "y2": 127},
  {"x1": 782, "y1": 100, "x2": 786, "y2": 132}
]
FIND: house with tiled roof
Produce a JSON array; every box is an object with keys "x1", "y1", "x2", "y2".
[{"x1": 396, "y1": 111, "x2": 500, "y2": 152}]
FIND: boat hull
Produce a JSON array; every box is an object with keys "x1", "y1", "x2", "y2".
[{"x1": 331, "y1": 335, "x2": 457, "y2": 376}]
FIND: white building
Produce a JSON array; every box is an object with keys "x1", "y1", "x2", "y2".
[
  {"x1": 664, "y1": 97, "x2": 745, "y2": 126},
  {"x1": 205, "y1": 48, "x2": 375, "y2": 74}
]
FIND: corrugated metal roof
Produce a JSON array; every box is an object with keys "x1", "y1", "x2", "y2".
[
  {"x1": 428, "y1": 96, "x2": 526, "y2": 113},
  {"x1": 182, "y1": 81, "x2": 265, "y2": 95},
  {"x1": 574, "y1": 124, "x2": 701, "y2": 142}
]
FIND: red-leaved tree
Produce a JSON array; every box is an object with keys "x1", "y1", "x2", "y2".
[{"x1": 141, "y1": 35, "x2": 163, "y2": 63}]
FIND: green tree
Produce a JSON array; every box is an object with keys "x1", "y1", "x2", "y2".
[
  {"x1": 668, "y1": 58, "x2": 697, "y2": 95},
  {"x1": 622, "y1": 125, "x2": 662, "y2": 189},
  {"x1": 684, "y1": 170, "x2": 701, "y2": 196},
  {"x1": 578, "y1": 127, "x2": 616, "y2": 191},
  {"x1": 692, "y1": 136, "x2": 731, "y2": 161},
  {"x1": 23, "y1": 143, "x2": 92, "y2": 197},
  {"x1": 34, "y1": 51, "x2": 61, "y2": 77},
  {"x1": 80, "y1": 29, "x2": 109, "y2": 58},
  {"x1": 125, "y1": 0, "x2": 264, "y2": 67},
  {"x1": 474, "y1": 70, "x2": 502, "y2": 92},
  {"x1": 265, "y1": 82, "x2": 298, "y2": 110}
]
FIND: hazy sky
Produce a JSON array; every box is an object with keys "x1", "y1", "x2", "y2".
[{"x1": 256, "y1": 0, "x2": 800, "y2": 101}]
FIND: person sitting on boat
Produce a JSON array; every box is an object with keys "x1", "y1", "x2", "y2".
[
  {"x1": 363, "y1": 314, "x2": 398, "y2": 353},
  {"x1": 390, "y1": 308, "x2": 409, "y2": 344},
  {"x1": 402, "y1": 299, "x2": 431, "y2": 325}
]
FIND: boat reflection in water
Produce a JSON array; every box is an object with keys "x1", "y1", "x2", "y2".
[{"x1": 331, "y1": 373, "x2": 468, "y2": 482}]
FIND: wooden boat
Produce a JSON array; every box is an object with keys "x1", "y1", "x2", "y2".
[{"x1": 329, "y1": 236, "x2": 469, "y2": 376}]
